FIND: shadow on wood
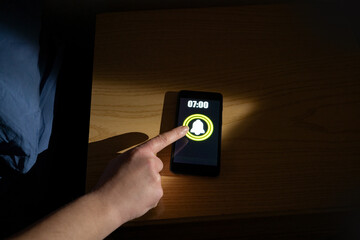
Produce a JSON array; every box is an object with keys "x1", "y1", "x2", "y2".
[{"x1": 87, "y1": 132, "x2": 149, "y2": 191}]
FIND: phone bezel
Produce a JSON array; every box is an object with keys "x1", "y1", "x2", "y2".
[{"x1": 170, "y1": 90, "x2": 223, "y2": 177}]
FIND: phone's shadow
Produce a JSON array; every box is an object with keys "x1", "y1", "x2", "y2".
[{"x1": 158, "y1": 91, "x2": 179, "y2": 176}]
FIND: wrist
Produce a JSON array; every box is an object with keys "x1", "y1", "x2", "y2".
[
  {"x1": 91, "y1": 184, "x2": 131, "y2": 226},
  {"x1": 88, "y1": 189, "x2": 127, "y2": 232}
]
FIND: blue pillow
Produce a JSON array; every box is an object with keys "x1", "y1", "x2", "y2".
[{"x1": 0, "y1": 0, "x2": 58, "y2": 174}]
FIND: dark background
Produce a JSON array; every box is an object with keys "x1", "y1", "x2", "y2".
[{"x1": 0, "y1": 0, "x2": 359, "y2": 239}]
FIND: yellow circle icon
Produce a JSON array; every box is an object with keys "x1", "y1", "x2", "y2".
[{"x1": 183, "y1": 114, "x2": 214, "y2": 141}]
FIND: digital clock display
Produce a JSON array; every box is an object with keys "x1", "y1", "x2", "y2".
[{"x1": 187, "y1": 100, "x2": 209, "y2": 109}]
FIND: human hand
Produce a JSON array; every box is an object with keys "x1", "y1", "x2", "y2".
[
  {"x1": 93, "y1": 126, "x2": 189, "y2": 225},
  {"x1": 10, "y1": 126, "x2": 188, "y2": 240}
]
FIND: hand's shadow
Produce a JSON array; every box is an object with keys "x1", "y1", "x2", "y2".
[
  {"x1": 87, "y1": 132, "x2": 149, "y2": 191},
  {"x1": 87, "y1": 91, "x2": 178, "y2": 190}
]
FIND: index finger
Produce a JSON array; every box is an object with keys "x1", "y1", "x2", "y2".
[{"x1": 141, "y1": 126, "x2": 189, "y2": 154}]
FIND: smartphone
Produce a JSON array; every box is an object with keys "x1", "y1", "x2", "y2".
[{"x1": 170, "y1": 90, "x2": 223, "y2": 176}]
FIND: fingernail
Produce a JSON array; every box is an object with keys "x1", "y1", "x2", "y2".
[{"x1": 181, "y1": 126, "x2": 189, "y2": 134}]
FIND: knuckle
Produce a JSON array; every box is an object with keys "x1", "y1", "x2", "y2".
[
  {"x1": 155, "y1": 172, "x2": 161, "y2": 182},
  {"x1": 159, "y1": 186, "x2": 164, "y2": 197},
  {"x1": 158, "y1": 159, "x2": 164, "y2": 171},
  {"x1": 129, "y1": 147, "x2": 141, "y2": 158},
  {"x1": 145, "y1": 156, "x2": 154, "y2": 166},
  {"x1": 153, "y1": 157, "x2": 163, "y2": 172},
  {"x1": 157, "y1": 186, "x2": 164, "y2": 200},
  {"x1": 153, "y1": 200, "x2": 159, "y2": 208},
  {"x1": 156, "y1": 134, "x2": 169, "y2": 145},
  {"x1": 130, "y1": 146, "x2": 149, "y2": 161}
]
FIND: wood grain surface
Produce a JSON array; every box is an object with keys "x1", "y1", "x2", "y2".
[{"x1": 87, "y1": 4, "x2": 360, "y2": 224}]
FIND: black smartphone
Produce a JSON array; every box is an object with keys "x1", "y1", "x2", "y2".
[{"x1": 170, "y1": 90, "x2": 223, "y2": 176}]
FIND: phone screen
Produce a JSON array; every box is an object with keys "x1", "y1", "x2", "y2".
[{"x1": 171, "y1": 91, "x2": 222, "y2": 175}]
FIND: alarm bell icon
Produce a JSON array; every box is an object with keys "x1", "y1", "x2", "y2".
[{"x1": 190, "y1": 119, "x2": 205, "y2": 136}]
